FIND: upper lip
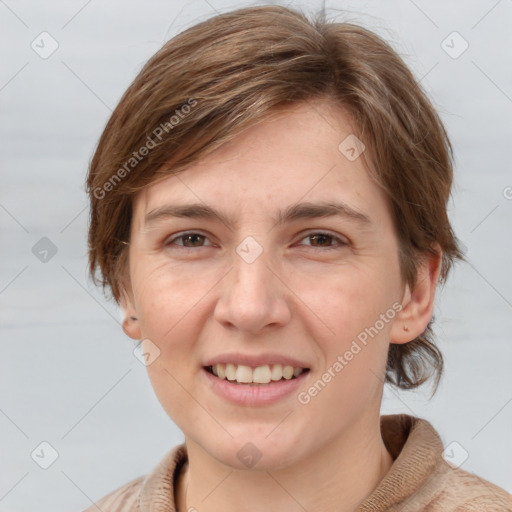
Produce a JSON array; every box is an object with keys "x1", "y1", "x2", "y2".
[{"x1": 203, "y1": 353, "x2": 310, "y2": 369}]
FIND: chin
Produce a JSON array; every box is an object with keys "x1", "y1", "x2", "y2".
[{"x1": 200, "y1": 433, "x2": 306, "y2": 472}]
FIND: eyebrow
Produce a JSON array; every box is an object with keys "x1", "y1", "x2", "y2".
[{"x1": 144, "y1": 200, "x2": 372, "y2": 231}]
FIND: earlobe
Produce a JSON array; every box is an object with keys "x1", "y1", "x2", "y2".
[
  {"x1": 122, "y1": 314, "x2": 141, "y2": 340},
  {"x1": 120, "y1": 292, "x2": 141, "y2": 340},
  {"x1": 390, "y1": 246, "x2": 442, "y2": 344}
]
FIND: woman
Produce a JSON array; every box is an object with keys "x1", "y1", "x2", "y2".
[{"x1": 84, "y1": 5, "x2": 512, "y2": 511}]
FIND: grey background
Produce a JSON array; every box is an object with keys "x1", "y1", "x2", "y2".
[{"x1": 1, "y1": 0, "x2": 511, "y2": 510}]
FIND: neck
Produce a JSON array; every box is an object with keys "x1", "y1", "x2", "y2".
[{"x1": 176, "y1": 413, "x2": 394, "y2": 512}]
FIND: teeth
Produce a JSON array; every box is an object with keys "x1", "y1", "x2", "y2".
[
  {"x1": 225, "y1": 363, "x2": 236, "y2": 381},
  {"x1": 253, "y1": 365, "x2": 271, "y2": 384},
  {"x1": 235, "y1": 365, "x2": 253, "y2": 383},
  {"x1": 209, "y1": 363, "x2": 306, "y2": 384},
  {"x1": 282, "y1": 366, "x2": 294, "y2": 380},
  {"x1": 271, "y1": 364, "x2": 282, "y2": 381}
]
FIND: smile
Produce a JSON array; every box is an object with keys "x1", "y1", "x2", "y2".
[{"x1": 205, "y1": 363, "x2": 309, "y2": 385}]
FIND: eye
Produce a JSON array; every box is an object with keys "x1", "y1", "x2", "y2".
[
  {"x1": 163, "y1": 231, "x2": 347, "y2": 251},
  {"x1": 164, "y1": 232, "x2": 214, "y2": 249},
  {"x1": 297, "y1": 231, "x2": 348, "y2": 250}
]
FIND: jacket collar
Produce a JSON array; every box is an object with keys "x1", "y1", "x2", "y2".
[{"x1": 138, "y1": 414, "x2": 444, "y2": 511}]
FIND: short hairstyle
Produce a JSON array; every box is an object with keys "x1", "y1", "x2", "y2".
[{"x1": 86, "y1": 5, "x2": 464, "y2": 393}]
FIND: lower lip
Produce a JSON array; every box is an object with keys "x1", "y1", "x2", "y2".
[{"x1": 202, "y1": 368, "x2": 309, "y2": 406}]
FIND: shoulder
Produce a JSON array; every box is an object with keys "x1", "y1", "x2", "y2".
[
  {"x1": 81, "y1": 444, "x2": 188, "y2": 512},
  {"x1": 373, "y1": 415, "x2": 512, "y2": 511},
  {"x1": 446, "y1": 466, "x2": 512, "y2": 512},
  {"x1": 82, "y1": 475, "x2": 145, "y2": 512}
]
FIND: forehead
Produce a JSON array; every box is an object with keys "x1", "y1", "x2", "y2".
[{"x1": 133, "y1": 100, "x2": 389, "y2": 230}]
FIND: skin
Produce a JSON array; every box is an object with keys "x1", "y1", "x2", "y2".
[{"x1": 121, "y1": 99, "x2": 441, "y2": 512}]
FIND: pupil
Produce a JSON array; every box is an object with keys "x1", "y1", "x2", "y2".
[
  {"x1": 312, "y1": 234, "x2": 330, "y2": 246},
  {"x1": 185, "y1": 234, "x2": 203, "y2": 247}
]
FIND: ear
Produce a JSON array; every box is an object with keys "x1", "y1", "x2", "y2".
[
  {"x1": 390, "y1": 245, "x2": 442, "y2": 344},
  {"x1": 120, "y1": 287, "x2": 141, "y2": 341}
]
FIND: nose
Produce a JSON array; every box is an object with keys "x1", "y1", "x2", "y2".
[{"x1": 213, "y1": 244, "x2": 292, "y2": 334}]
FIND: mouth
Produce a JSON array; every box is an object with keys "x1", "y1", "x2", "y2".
[{"x1": 204, "y1": 363, "x2": 310, "y2": 385}]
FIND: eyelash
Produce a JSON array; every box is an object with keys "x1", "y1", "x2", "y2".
[{"x1": 164, "y1": 231, "x2": 348, "y2": 251}]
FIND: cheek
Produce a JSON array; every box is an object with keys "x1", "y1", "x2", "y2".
[
  {"x1": 144, "y1": 359, "x2": 199, "y2": 437},
  {"x1": 295, "y1": 261, "x2": 397, "y2": 336},
  {"x1": 135, "y1": 269, "x2": 204, "y2": 429},
  {"x1": 298, "y1": 279, "x2": 395, "y2": 425},
  {"x1": 132, "y1": 258, "x2": 210, "y2": 335},
  {"x1": 297, "y1": 263, "x2": 398, "y2": 400}
]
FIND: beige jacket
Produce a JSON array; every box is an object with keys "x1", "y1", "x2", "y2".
[{"x1": 83, "y1": 414, "x2": 512, "y2": 511}]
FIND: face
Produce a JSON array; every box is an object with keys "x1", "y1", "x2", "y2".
[{"x1": 123, "y1": 100, "x2": 415, "y2": 470}]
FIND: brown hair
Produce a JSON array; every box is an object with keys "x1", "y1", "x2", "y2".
[{"x1": 86, "y1": 5, "x2": 464, "y2": 393}]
